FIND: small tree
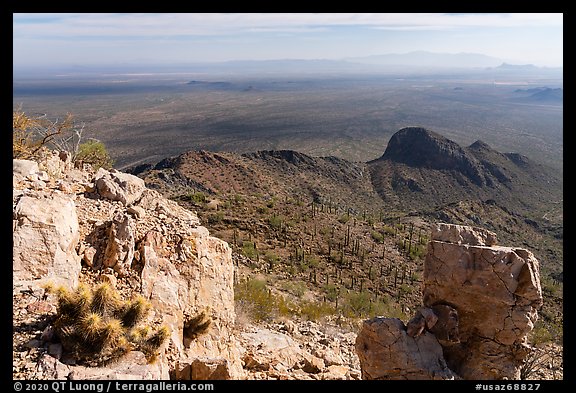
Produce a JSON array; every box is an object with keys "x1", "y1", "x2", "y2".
[{"x1": 13, "y1": 109, "x2": 78, "y2": 159}]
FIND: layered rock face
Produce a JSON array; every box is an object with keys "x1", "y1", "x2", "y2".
[
  {"x1": 356, "y1": 223, "x2": 542, "y2": 380},
  {"x1": 13, "y1": 151, "x2": 244, "y2": 379}
]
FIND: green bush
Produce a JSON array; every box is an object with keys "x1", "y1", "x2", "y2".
[
  {"x1": 298, "y1": 301, "x2": 335, "y2": 321},
  {"x1": 207, "y1": 212, "x2": 224, "y2": 224},
  {"x1": 338, "y1": 215, "x2": 350, "y2": 224},
  {"x1": 234, "y1": 278, "x2": 294, "y2": 322},
  {"x1": 75, "y1": 139, "x2": 114, "y2": 170},
  {"x1": 323, "y1": 283, "x2": 339, "y2": 302},
  {"x1": 242, "y1": 241, "x2": 258, "y2": 259},
  {"x1": 371, "y1": 231, "x2": 384, "y2": 243},
  {"x1": 188, "y1": 192, "x2": 206, "y2": 204},
  {"x1": 268, "y1": 215, "x2": 283, "y2": 229}
]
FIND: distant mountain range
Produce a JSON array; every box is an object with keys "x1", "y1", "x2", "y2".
[
  {"x1": 513, "y1": 87, "x2": 563, "y2": 104},
  {"x1": 346, "y1": 51, "x2": 504, "y2": 68},
  {"x1": 14, "y1": 51, "x2": 562, "y2": 78}
]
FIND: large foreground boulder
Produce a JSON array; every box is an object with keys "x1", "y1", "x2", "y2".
[
  {"x1": 424, "y1": 223, "x2": 543, "y2": 379},
  {"x1": 13, "y1": 190, "x2": 81, "y2": 289},
  {"x1": 355, "y1": 317, "x2": 457, "y2": 380},
  {"x1": 355, "y1": 223, "x2": 543, "y2": 380}
]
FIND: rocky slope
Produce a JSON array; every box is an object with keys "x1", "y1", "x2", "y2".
[
  {"x1": 13, "y1": 148, "x2": 562, "y2": 381},
  {"x1": 129, "y1": 127, "x2": 562, "y2": 283},
  {"x1": 12, "y1": 149, "x2": 362, "y2": 380}
]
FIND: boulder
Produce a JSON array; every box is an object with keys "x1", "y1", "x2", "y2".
[
  {"x1": 138, "y1": 226, "x2": 244, "y2": 379},
  {"x1": 13, "y1": 192, "x2": 81, "y2": 289},
  {"x1": 423, "y1": 223, "x2": 543, "y2": 379},
  {"x1": 37, "y1": 351, "x2": 169, "y2": 380},
  {"x1": 430, "y1": 222, "x2": 497, "y2": 246},
  {"x1": 13, "y1": 159, "x2": 39, "y2": 181},
  {"x1": 355, "y1": 317, "x2": 457, "y2": 380},
  {"x1": 174, "y1": 358, "x2": 233, "y2": 380},
  {"x1": 355, "y1": 223, "x2": 542, "y2": 380},
  {"x1": 240, "y1": 327, "x2": 303, "y2": 371},
  {"x1": 94, "y1": 168, "x2": 146, "y2": 206}
]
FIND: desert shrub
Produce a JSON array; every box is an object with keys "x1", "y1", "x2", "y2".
[
  {"x1": 256, "y1": 206, "x2": 269, "y2": 214},
  {"x1": 343, "y1": 291, "x2": 372, "y2": 316},
  {"x1": 264, "y1": 251, "x2": 279, "y2": 269},
  {"x1": 298, "y1": 301, "x2": 335, "y2": 321},
  {"x1": 338, "y1": 215, "x2": 350, "y2": 224},
  {"x1": 280, "y1": 281, "x2": 307, "y2": 298},
  {"x1": 323, "y1": 283, "x2": 339, "y2": 302},
  {"x1": 44, "y1": 282, "x2": 168, "y2": 365},
  {"x1": 234, "y1": 278, "x2": 294, "y2": 322},
  {"x1": 190, "y1": 192, "x2": 207, "y2": 204},
  {"x1": 13, "y1": 109, "x2": 76, "y2": 159},
  {"x1": 408, "y1": 243, "x2": 427, "y2": 261},
  {"x1": 371, "y1": 231, "x2": 384, "y2": 243},
  {"x1": 242, "y1": 241, "x2": 258, "y2": 259},
  {"x1": 530, "y1": 322, "x2": 553, "y2": 346},
  {"x1": 268, "y1": 215, "x2": 283, "y2": 229},
  {"x1": 207, "y1": 212, "x2": 224, "y2": 224},
  {"x1": 75, "y1": 139, "x2": 114, "y2": 170},
  {"x1": 382, "y1": 225, "x2": 396, "y2": 236},
  {"x1": 13, "y1": 109, "x2": 112, "y2": 168}
]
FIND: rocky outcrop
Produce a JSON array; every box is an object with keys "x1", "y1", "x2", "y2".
[
  {"x1": 355, "y1": 223, "x2": 542, "y2": 380},
  {"x1": 424, "y1": 223, "x2": 542, "y2": 379},
  {"x1": 13, "y1": 150, "x2": 244, "y2": 380},
  {"x1": 13, "y1": 191, "x2": 81, "y2": 289},
  {"x1": 355, "y1": 317, "x2": 457, "y2": 380}
]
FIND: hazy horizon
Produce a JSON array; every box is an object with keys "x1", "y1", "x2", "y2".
[{"x1": 13, "y1": 13, "x2": 563, "y2": 71}]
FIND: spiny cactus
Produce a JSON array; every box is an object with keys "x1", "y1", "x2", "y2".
[
  {"x1": 183, "y1": 310, "x2": 212, "y2": 340},
  {"x1": 44, "y1": 282, "x2": 168, "y2": 366}
]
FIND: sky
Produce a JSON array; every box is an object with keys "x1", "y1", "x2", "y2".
[{"x1": 13, "y1": 13, "x2": 563, "y2": 69}]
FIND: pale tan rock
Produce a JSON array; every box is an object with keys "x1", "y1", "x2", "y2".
[
  {"x1": 431, "y1": 222, "x2": 497, "y2": 246},
  {"x1": 37, "y1": 351, "x2": 169, "y2": 380},
  {"x1": 299, "y1": 354, "x2": 325, "y2": 374},
  {"x1": 355, "y1": 317, "x2": 457, "y2": 380},
  {"x1": 103, "y1": 212, "x2": 135, "y2": 275},
  {"x1": 94, "y1": 167, "x2": 146, "y2": 206},
  {"x1": 239, "y1": 327, "x2": 303, "y2": 370},
  {"x1": 13, "y1": 192, "x2": 81, "y2": 289},
  {"x1": 138, "y1": 226, "x2": 244, "y2": 379},
  {"x1": 174, "y1": 357, "x2": 233, "y2": 380},
  {"x1": 423, "y1": 223, "x2": 543, "y2": 379},
  {"x1": 321, "y1": 365, "x2": 350, "y2": 380}
]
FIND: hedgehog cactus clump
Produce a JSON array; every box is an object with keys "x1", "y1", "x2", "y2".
[{"x1": 45, "y1": 282, "x2": 168, "y2": 366}]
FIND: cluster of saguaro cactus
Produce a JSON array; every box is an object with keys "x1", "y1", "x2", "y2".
[{"x1": 45, "y1": 282, "x2": 169, "y2": 366}]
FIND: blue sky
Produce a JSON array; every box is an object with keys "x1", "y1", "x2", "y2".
[{"x1": 13, "y1": 13, "x2": 563, "y2": 68}]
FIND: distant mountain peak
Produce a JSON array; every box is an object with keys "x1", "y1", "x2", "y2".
[
  {"x1": 380, "y1": 127, "x2": 486, "y2": 186},
  {"x1": 469, "y1": 140, "x2": 493, "y2": 151}
]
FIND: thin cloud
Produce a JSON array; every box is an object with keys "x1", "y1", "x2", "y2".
[{"x1": 13, "y1": 13, "x2": 563, "y2": 38}]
